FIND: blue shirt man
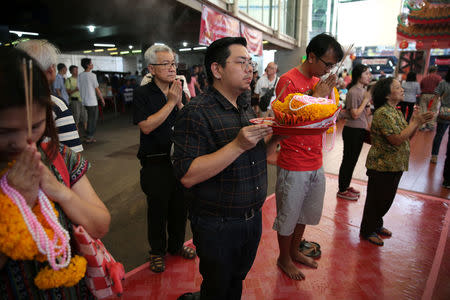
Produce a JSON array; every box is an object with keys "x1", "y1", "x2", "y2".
[{"x1": 53, "y1": 63, "x2": 69, "y2": 104}]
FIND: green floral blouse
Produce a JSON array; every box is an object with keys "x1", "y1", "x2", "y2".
[{"x1": 365, "y1": 104, "x2": 410, "y2": 172}]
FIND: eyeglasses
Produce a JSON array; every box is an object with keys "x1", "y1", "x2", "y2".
[
  {"x1": 150, "y1": 62, "x2": 178, "y2": 70},
  {"x1": 317, "y1": 57, "x2": 336, "y2": 69},
  {"x1": 226, "y1": 59, "x2": 257, "y2": 71}
]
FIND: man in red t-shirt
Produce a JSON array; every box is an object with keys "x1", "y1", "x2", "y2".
[
  {"x1": 419, "y1": 66, "x2": 442, "y2": 130},
  {"x1": 273, "y1": 33, "x2": 343, "y2": 280}
]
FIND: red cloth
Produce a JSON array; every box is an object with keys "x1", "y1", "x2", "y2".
[
  {"x1": 344, "y1": 75, "x2": 352, "y2": 87},
  {"x1": 420, "y1": 73, "x2": 441, "y2": 94},
  {"x1": 274, "y1": 68, "x2": 323, "y2": 171}
]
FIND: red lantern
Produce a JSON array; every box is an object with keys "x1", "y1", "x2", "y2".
[
  {"x1": 416, "y1": 40, "x2": 424, "y2": 50},
  {"x1": 399, "y1": 40, "x2": 408, "y2": 49},
  {"x1": 431, "y1": 40, "x2": 439, "y2": 48}
]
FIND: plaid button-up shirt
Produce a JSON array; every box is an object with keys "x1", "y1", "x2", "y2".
[{"x1": 172, "y1": 88, "x2": 268, "y2": 217}]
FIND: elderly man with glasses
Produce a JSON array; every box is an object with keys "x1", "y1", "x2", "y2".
[{"x1": 133, "y1": 44, "x2": 196, "y2": 274}]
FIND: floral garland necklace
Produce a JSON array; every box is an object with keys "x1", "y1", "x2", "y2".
[{"x1": 0, "y1": 164, "x2": 87, "y2": 289}]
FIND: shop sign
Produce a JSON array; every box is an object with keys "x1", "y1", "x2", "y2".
[
  {"x1": 361, "y1": 58, "x2": 388, "y2": 65},
  {"x1": 435, "y1": 58, "x2": 450, "y2": 65}
]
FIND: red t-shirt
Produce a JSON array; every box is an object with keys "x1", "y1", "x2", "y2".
[{"x1": 275, "y1": 67, "x2": 322, "y2": 171}]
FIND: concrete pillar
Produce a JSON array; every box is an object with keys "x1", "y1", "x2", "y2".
[{"x1": 274, "y1": 0, "x2": 310, "y2": 75}]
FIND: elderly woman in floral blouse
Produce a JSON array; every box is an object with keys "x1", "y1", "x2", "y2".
[{"x1": 360, "y1": 77, "x2": 433, "y2": 246}]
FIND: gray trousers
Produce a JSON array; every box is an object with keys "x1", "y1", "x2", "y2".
[
  {"x1": 85, "y1": 105, "x2": 98, "y2": 139},
  {"x1": 70, "y1": 100, "x2": 87, "y2": 125}
]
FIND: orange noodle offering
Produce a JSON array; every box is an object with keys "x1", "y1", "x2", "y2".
[{"x1": 272, "y1": 92, "x2": 339, "y2": 126}]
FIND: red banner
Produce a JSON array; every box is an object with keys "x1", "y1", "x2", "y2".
[
  {"x1": 199, "y1": 5, "x2": 240, "y2": 46},
  {"x1": 240, "y1": 23, "x2": 263, "y2": 56}
]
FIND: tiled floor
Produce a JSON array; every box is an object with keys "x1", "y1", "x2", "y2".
[{"x1": 120, "y1": 175, "x2": 450, "y2": 300}]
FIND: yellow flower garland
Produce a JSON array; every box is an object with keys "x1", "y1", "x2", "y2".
[
  {"x1": 34, "y1": 255, "x2": 87, "y2": 289},
  {"x1": 0, "y1": 166, "x2": 87, "y2": 290}
]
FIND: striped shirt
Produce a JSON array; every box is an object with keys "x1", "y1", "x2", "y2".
[
  {"x1": 172, "y1": 88, "x2": 268, "y2": 217},
  {"x1": 51, "y1": 95, "x2": 83, "y2": 153}
]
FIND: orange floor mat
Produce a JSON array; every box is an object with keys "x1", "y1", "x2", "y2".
[{"x1": 121, "y1": 175, "x2": 450, "y2": 300}]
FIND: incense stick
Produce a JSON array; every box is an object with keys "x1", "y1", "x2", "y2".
[
  {"x1": 28, "y1": 60, "x2": 33, "y2": 138},
  {"x1": 274, "y1": 80, "x2": 291, "y2": 103},
  {"x1": 22, "y1": 59, "x2": 33, "y2": 139},
  {"x1": 22, "y1": 59, "x2": 31, "y2": 138},
  {"x1": 334, "y1": 43, "x2": 354, "y2": 76}
]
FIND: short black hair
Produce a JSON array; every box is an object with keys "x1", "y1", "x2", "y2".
[
  {"x1": 372, "y1": 77, "x2": 395, "y2": 111},
  {"x1": 204, "y1": 37, "x2": 247, "y2": 85},
  {"x1": 306, "y1": 32, "x2": 343, "y2": 62},
  {"x1": 81, "y1": 58, "x2": 91, "y2": 70},
  {"x1": 406, "y1": 71, "x2": 417, "y2": 82},
  {"x1": 69, "y1": 65, "x2": 78, "y2": 73},
  {"x1": 57, "y1": 63, "x2": 66, "y2": 72}
]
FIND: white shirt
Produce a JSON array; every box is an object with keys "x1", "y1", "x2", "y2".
[
  {"x1": 255, "y1": 75, "x2": 278, "y2": 97},
  {"x1": 78, "y1": 71, "x2": 99, "y2": 106},
  {"x1": 255, "y1": 75, "x2": 278, "y2": 109},
  {"x1": 402, "y1": 81, "x2": 421, "y2": 103}
]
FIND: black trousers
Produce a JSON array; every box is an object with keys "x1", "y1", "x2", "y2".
[
  {"x1": 360, "y1": 169, "x2": 403, "y2": 237},
  {"x1": 190, "y1": 211, "x2": 262, "y2": 300},
  {"x1": 338, "y1": 126, "x2": 366, "y2": 192},
  {"x1": 140, "y1": 157, "x2": 187, "y2": 255},
  {"x1": 399, "y1": 101, "x2": 415, "y2": 123},
  {"x1": 444, "y1": 132, "x2": 450, "y2": 181}
]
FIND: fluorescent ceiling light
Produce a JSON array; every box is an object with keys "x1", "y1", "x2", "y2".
[
  {"x1": 94, "y1": 49, "x2": 104, "y2": 52},
  {"x1": 193, "y1": 46, "x2": 207, "y2": 50},
  {"x1": 131, "y1": 50, "x2": 142, "y2": 53},
  {"x1": 110, "y1": 52, "x2": 118, "y2": 55},
  {"x1": 83, "y1": 50, "x2": 92, "y2": 53},
  {"x1": 10, "y1": 30, "x2": 39, "y2": 37},
  {"x1": 120, "y1": 51, "x2": 130, "y2": 54},
  {"x1": 154, "y1": 42, "x2": 165, "y2": 46},
  {"x1": 94, "y1": 43, "x2": 115, "y2": 47},
  {"x1": 262, "y1": 40, "x2": 269, "y2": 44},
  {"x1": 107, "y1": 48, "x2": 117, "y2": 51},
  {"x1": 179, "y1": 48, "x2": 192, "y2": 52}
]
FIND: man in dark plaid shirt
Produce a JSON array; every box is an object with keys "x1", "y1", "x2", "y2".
[{"x1": 173, "y1": 37, "x2": 283, "y2": 300}]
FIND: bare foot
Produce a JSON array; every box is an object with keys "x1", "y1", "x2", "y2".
[
  {"x1": 277, "y1": 257, "x2": 305, "y2": 280},
  {"x1": 291, "y1": 249, "x2": 318, "y2": 269}
]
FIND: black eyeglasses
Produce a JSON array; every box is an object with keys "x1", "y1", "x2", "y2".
[
  {"x1": 226, "y1": 59, "x2": 257, "y2": 71},
  {"x1": 150, "y1": 62, "x2": 178, "y2": 69},
  {"x1": 317, "y1": 57, "x2": 336, "y2": 69}
]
